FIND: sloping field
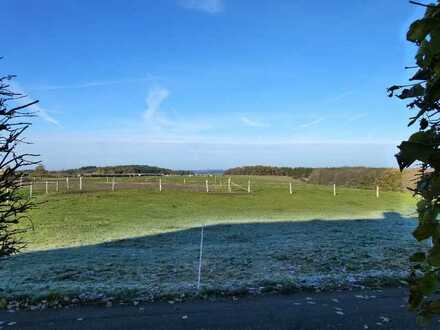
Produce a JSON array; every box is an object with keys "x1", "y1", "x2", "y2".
[{"x1": 0, "y1": 176, "x2": 424, "y2": 303}]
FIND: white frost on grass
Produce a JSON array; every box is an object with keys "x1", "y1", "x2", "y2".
[{"x1": 0, "y1": 216, "x2": 426, "y2": 301}]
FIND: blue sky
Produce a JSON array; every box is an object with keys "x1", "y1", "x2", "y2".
[{"x1": 1, "y1": 0, "x2": 423, "y2": 170}]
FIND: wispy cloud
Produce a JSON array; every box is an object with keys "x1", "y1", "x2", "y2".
[
  {"x1": 325, "y1": 90, "x2": 355, "y2": 104},
  {"x1": 10, "y1": 82, "x2": 60, "y2": 126},
  {"x1": 179, "y1": 0, "x2": 224, "y2": 14},
  {"x1": 240, "y1": 116, "x2": 267, "y2": 128},
  {"x1": 299, "y1": 117, "x2": 324, "y2": 128},
  {"x1": 143, "y1": 87, "x2": 170, "y2": 120},
  {"x1": 29, "y1": 77, "x2": 154, "y2": 91},
  {"x1": 141, "y1": 87, "x2": 212, "y2": 138},
  {"x1": 347, "y1": 113, "x2": 367, "y2": 122}
]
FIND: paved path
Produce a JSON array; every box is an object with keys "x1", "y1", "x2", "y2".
[{"x1": 0, "y1": 288, "x2": 437, "y2": 329}]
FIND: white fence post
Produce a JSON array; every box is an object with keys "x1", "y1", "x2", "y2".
[
  {"x1": 197, "y1": 224, "x2": 205, "y2": 291},
  {"x1": 376, "y1": 185, "x2": 380, "y2": 198},
  {"x1": 289, "y1": 182, "x2": 293, "y2": 195},
  {"x1": 45, "y1": 181, "x2": 48, "y2": 194},
  {"x1": 29, "y1": 184, "x2": 33, "y2": 199},
  {"x1": 248, "y1": 179, "x2": 251, "y2": 193},
  {"x1": 159, "y1": 178, "x2": 162, "y2": 192},
  {"x1": 79, "y1": 177, "x2": 83, "y2": 191},
  {"x1": 112, "y1": 177, "x2": 115, "y2": 192},
  {"x1": 184, "y1": 178, "x2": 186, "y2": 184},
  {"x1": 66, "y1": 177, "x2": 69, "y2": 191},
  {"x1": 56, "y1": 180, "x2": 59, "y2": 192},
  {"x1": 333, "y1": 183, "x2": 336, "y2": 196},
  {"x1": 228, "y1": 177, "x2": 231, "y2": 193},
  {"x1": 206, "y1": 180, "x2": 209, "y2": 193}
]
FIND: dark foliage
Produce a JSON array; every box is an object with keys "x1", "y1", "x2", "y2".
[
  {"x1": 389, "y1": 0, "x2": 440, "y2": 324},
  {"x1": 0, "y1": 73, "x2": 38, "y2": 257}
]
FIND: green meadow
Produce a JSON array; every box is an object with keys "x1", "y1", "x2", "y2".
[
  {"x1": 0, "y1": 175, "x2": 423, "y2": 302},
  {"x1": 23, "y1": 175, "x2": 415, "y2": 250}
]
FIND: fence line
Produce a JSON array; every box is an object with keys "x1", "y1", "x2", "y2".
[{"x1": 17, "y1": 176, "x2": 384, "y2": 198}]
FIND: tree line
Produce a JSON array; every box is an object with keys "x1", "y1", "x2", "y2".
[
  {"x1": 224, "y1": 166, "x2": 313, "y2": 179},
  {"x1": 27, "y1": 164, "x2": 193, "y2": 177},
  {"x1": 224, "y1": 165, "x2": 418, "y2": 191}
]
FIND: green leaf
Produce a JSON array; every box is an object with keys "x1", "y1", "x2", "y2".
[
  {"x1": 410, "y1": 69, "x2": 430, "y2": 81},
  {"x1": 420, "y1": 272, "x2": 438, "y2": 294},
  {"x1": 407, "y1": 19, "x2": 435, "y2": 43},
  {"x1": 397, "y1": 84, "x2": 425, "y2": 99},
  {"x1": 430, "y1": 176, "x2": 440, "y2": 195},
  {"x1": 417, "y1": 200, "x2": 428, "y2": 213},
  {"x1": 425, "y1": 300, "x2": 440, "y2": 314},
  {"x1": 413, "y1": 221, "x2": 437, "y2": 241},
  {"x1": 387, "y1": 85, "x2": 401, "y2": 97},
  {"x1": 408, "y1": 109, "x2": 427, "y2": 127},
  {"x1": 409, "y1": 284, "x2": 424, "y2": 310},
  {"x1": 408, "y1": 131, "x2": 436, "y2": 145},
  {"x1": 411, "y1": 252, "x2": 426, "y2": 263},
  {"x1": 428, "y1": 247, "x2": 440, "y2": 266},
  {"x1": 416, "y1": 313, "x2": 432, "y2": 326},
  {"x1": 395, "y1": 141, "x2": 435, "y2": 170},
  {"x1": 425, "y1": 77, "x2": 440, "y2": 102}
]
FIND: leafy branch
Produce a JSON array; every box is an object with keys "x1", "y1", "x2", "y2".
[{"x1": 390, "y1": 0, "x2": 440, "y2": 325}]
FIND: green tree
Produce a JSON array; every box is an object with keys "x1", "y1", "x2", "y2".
[
  {"x1": 0, "y1": 72, "x2": 38, "y2": 257},
  {"x1": 389, "y1": 0, "x2": 440, "y2": 324},
  {"x1": 31, "y1": 164, "x2": 47, "y2": 177}
]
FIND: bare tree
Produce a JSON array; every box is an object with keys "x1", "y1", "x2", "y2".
[{"x1": 0, "y1": 71, "x2": 38, "y2": 257}]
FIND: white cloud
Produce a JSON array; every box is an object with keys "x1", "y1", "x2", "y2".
[
  {"x1": 29, "y1": 76, "x2": 155, "y2": 91},
  {"x1": 347, "y1": 113, "x2": 367, "y2": 122},
  {"x1": 179, "y1": 0, "x2": 224, "y2": 14},
  {"x1": 240, "y1": 116, "x2": 267, "y2": 128},
  {"x1": 143, "y1": 87, "x2": 170, "y2": 120},
  {"x1": 10, "y1": 82, "x2": 60, "y2": 126},
  {"x1": 325, "y1": 90, "x2": 355, "y2": 104},
  {"x1": 299, "y1": 117, "x2": 324, "y2": 128}
]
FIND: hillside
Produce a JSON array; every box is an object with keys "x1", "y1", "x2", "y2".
[{"x1": 224, "y1": 165, "x2": 418, "y2": 191}]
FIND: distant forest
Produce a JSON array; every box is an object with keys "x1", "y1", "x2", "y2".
[
  {"x1": 224, "y1": 165, "x2": 418, "y2": 191},
  {"x1": 40, "y1": 165, "x2": 193, "y2": 176},
  {"x1": 224, "y1": 166, "x2": 313, "y2": 179}
]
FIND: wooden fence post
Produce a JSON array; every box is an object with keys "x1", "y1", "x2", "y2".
[
  {"x1": 66, "y1": 177, "x2": 69, "y2": 191},
  {"x1": 197, "y1": 224, "x2": 205, "y2": 290},
  {"x1": 376, "y1": 185, "x2": 380, "y2": 198},
  {"x1": 333, "y1": 183, "x2": 336, "y2": 196},
  {"x1": 159, "y1": 178, "x2": 162, "y2": 192},
  {"x1": 289, "y1": 182, "x2": 293, "y2": 195},
  {"x1": 206, "y1": 180, "x2": 209, "y2": 193},
  {"x1": 228, "y1": 177, "x2": 231, "y2": 193},
  {"x1": 45, "y1": 181, "x2": 48, "y2": 194},
  {"x1": 29, "y1": 184, "x2": 32, "y2": 199},
  {"x1": 79, "y1": 176, "x2": 83, "y2": 191},
  {"x1": 112, "y1": 177, "x2": 115, "y2": 191}
]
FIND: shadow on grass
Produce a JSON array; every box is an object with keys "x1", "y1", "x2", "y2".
[{"x1": 0, "y1": 212, "x2": 424, "y2": 301}]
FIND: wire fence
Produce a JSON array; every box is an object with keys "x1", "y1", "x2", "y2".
[{"x1": 19, "y1": 175, "x2": 384, "y2": 199}]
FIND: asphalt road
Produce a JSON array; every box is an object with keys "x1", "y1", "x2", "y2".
[{"x1": 0, "y1": 288, "x2": 437, "y2": 329}]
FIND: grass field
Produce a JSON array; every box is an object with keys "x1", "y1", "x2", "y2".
[{"x1": 0, "y1": 176, "x2": 425, "y2": 304}]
